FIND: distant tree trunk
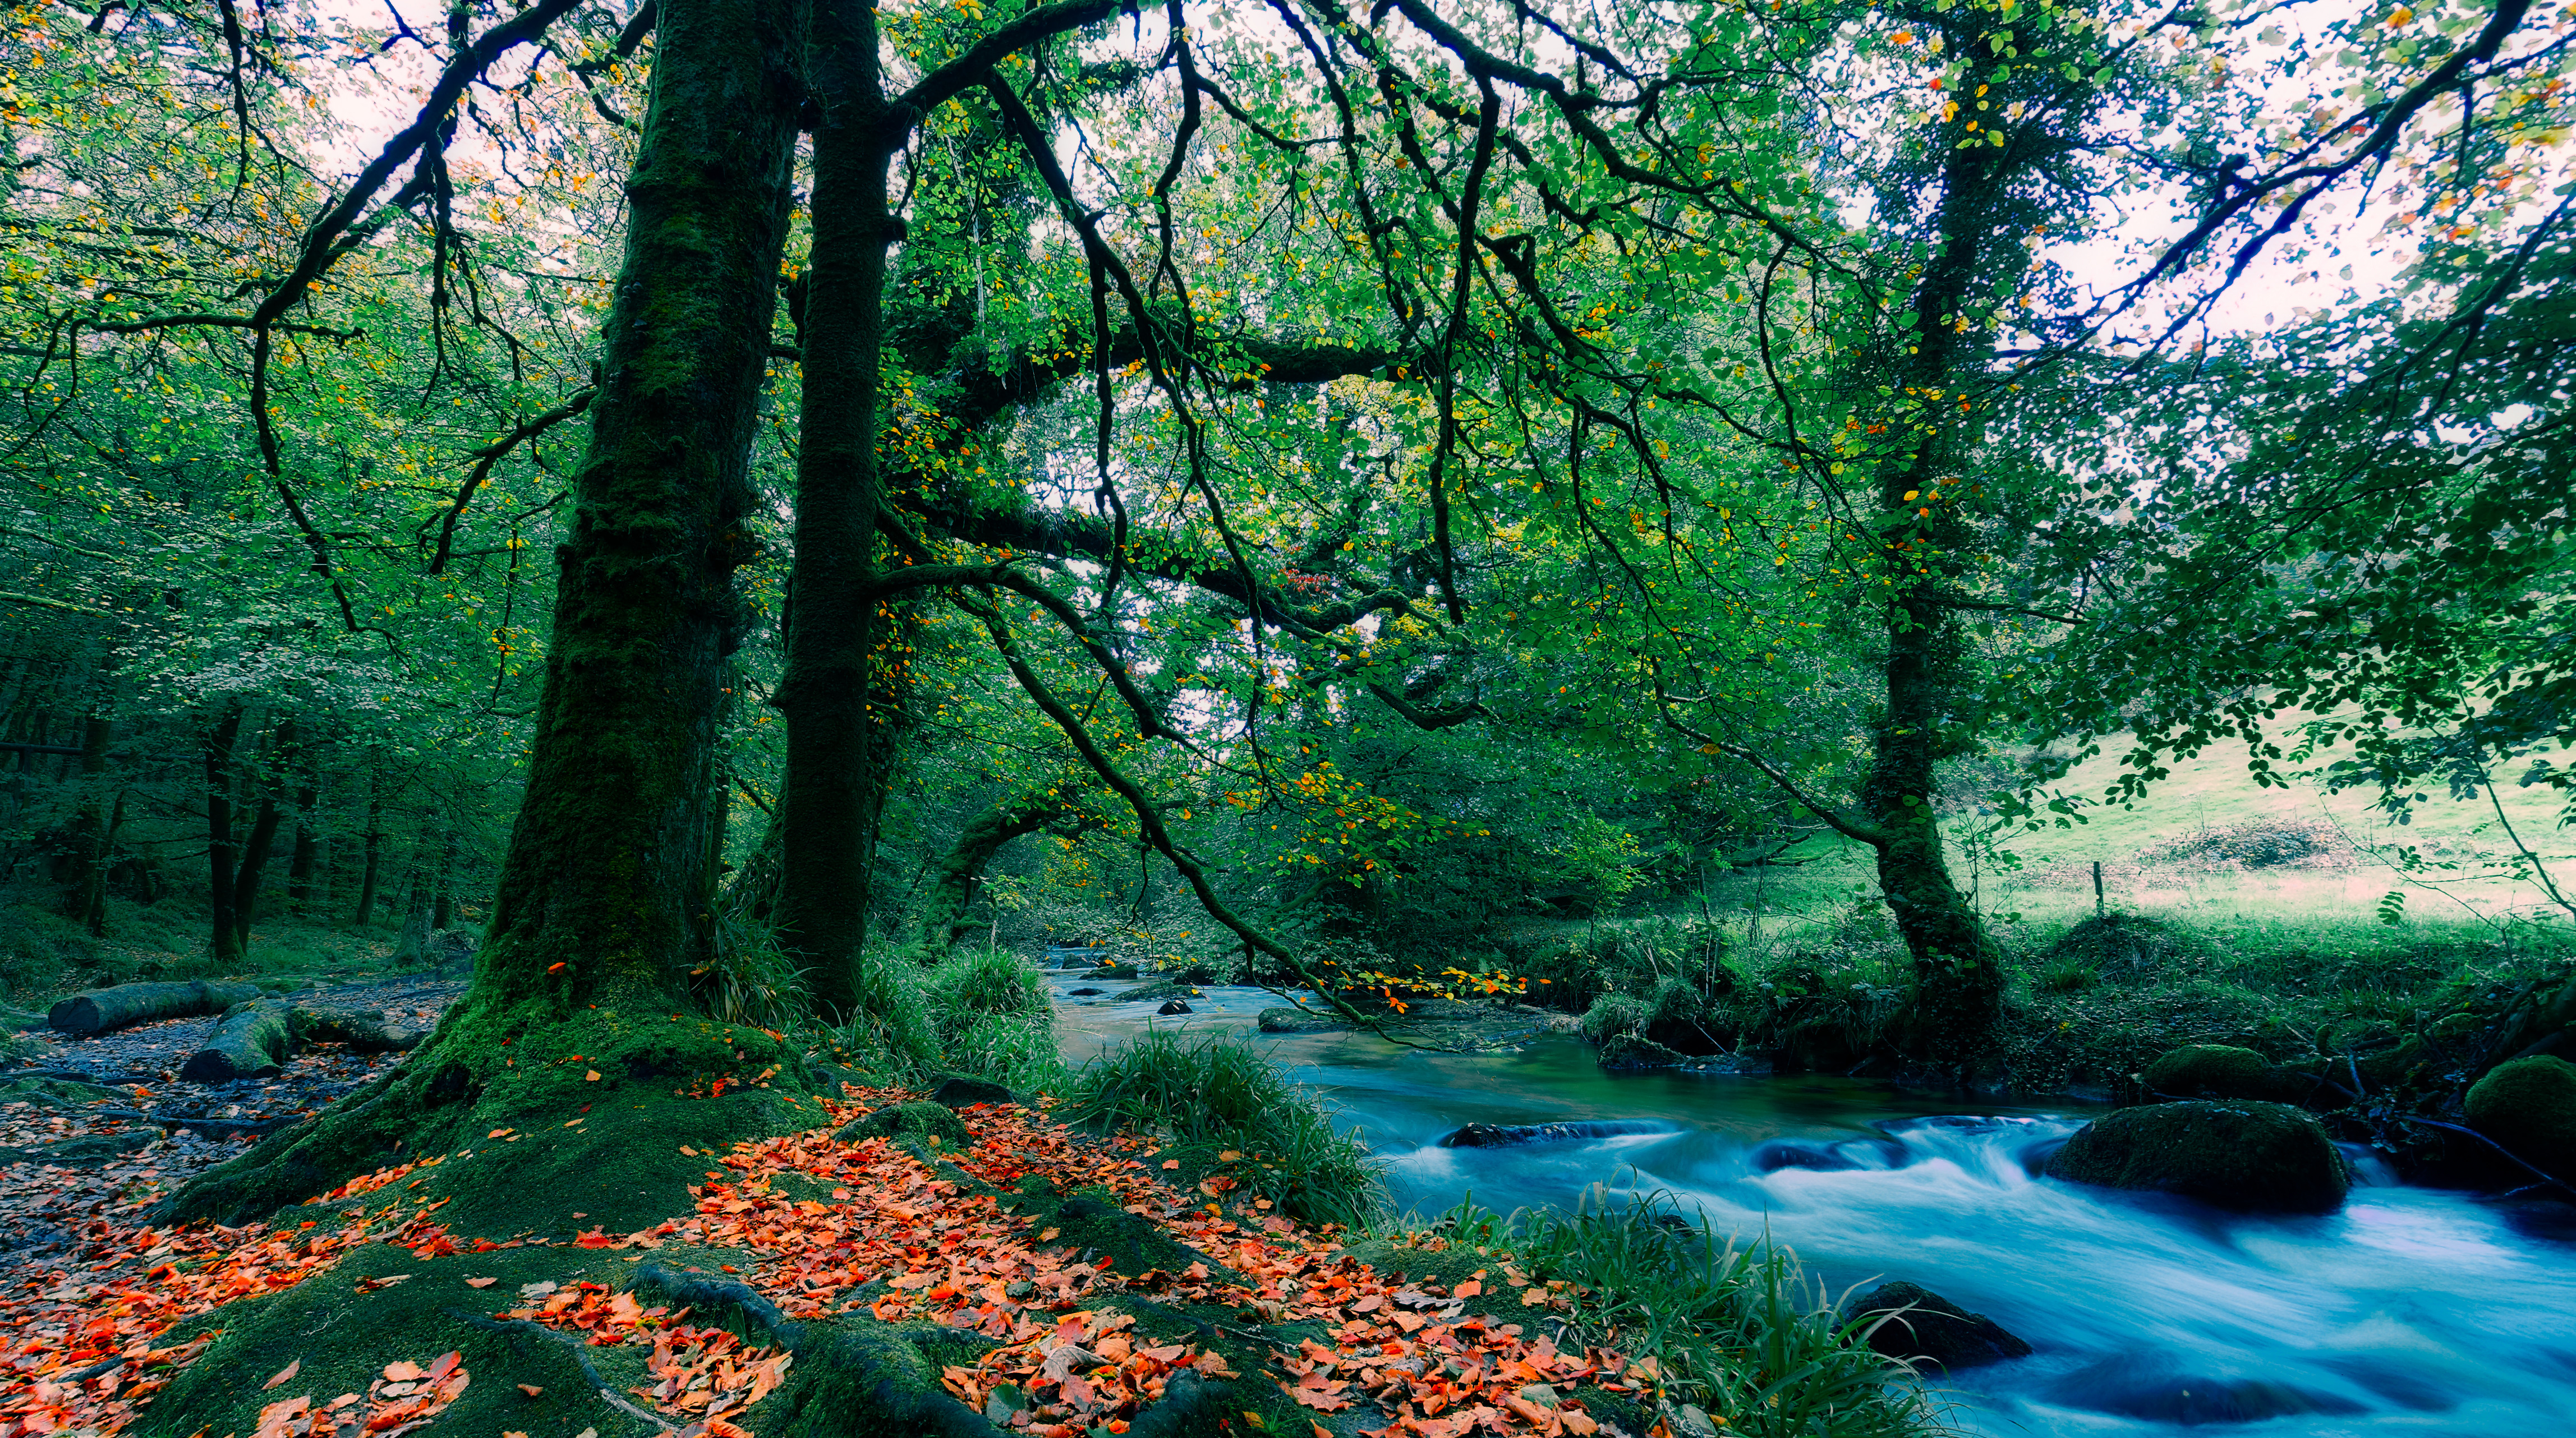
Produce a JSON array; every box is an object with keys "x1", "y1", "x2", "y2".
[
  {"x1": 205, "y1": 707, "x2": 245, "y2": 965},
  {"x1": 354, "y1": 794, "x2": 383, "y2": 928},
  {"x1": 431, "y1": 827, "x2": 458, "y2": 930},
  {"x1": 228, "y1": 718, "x2": 293, "y2": 952},
  {"x1": 58, "y1": 714, "x2": 111, "y2": 921},
  {"x1": 163, "y1": 0, "x2": 808, "y2": 1228},
  {"x1": 773, "y1": 0, "x2": 901, "y2": 1019},
  {"x1": 286, "y1": 771, "x2": 320, "y2": 911},
  {"x1": 90, "y1": 791, "x2": 123, "y2": 937}
]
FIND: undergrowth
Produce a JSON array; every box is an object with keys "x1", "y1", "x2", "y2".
[
  {"x1": 1424, "y1": 1191, "x2": 1948, "y2": 1438},
  {"x1": 1057, "y1": 1028, "x2": 1382, "y2": 1226}
]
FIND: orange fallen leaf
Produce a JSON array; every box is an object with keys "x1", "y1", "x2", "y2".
[
  {"x1": 586, "y1": 1071, "x2": 601, "y2": 1082},
  {"x1": 263, "y1": 1358, "x2": 301, "y2": 1390},
  {"x1": 517, "y1": 1384, "x2": 544, "y2": 1397},
  {"x1": 546, "y1": 962, "x2": 568, "y2": 973},
  {"x1": 383, "y1": 1361, "x2": 424, "y2": 1383},
  {"x1": 466, "y1": 1277, "x2": 499, "y2": 1288},
  {"x1": 1162, "y1": 1160, "x2": 1181, "y2": 1170}
]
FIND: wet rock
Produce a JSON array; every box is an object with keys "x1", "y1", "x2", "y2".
[
  {"x1": 1844, "y1": 1282, "x2": 2032, "y2": 1371},
  {"x1": 1066, "y1": 987, "x2": 1103, "y2": 997},
  {"x1": 2142, "y1": 1044, "x2": 2287, "y2": 1101},
  {"x1": 1595, "y1": 1033, "x2": 1689, "y2": 1070},
  {"x1": 2043, "y1": 1352, "x2": 2365, "y2": 1423},
  {"x1": 2045, "y1": 1100, "x2": 2349, "y2": 1213},
  {"x1": 1257, "y1": 1007, "x2": 1341, "y2": 1034},
  {"x1": 2464, "y1": 1054, "x2": 2576, "y2": 1177},
  {"x1": 1441, "y1": 1119, "x2": 1672, "y2": 1149},
  {"x1": 1752, "y1": 1135, "x2": 1909, "y2": 1172},
  {"x1": 839, "y1": 1100, "x2": 970, "y2": 1147},
  {"x1": 1154, "y1": 999, "x2": 1194, "y2": 1016},
  {"x1": 928, "y1": 1073, "x2": 1015, "y2": 1109},
  {"x1": 1079, "y1": 964, "x2": 1138, "y2": 980}
]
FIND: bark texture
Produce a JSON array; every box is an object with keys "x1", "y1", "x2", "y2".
[
  {"x1": 160, "y1": 0, "x2": 809, "y2": 1225},
  {"x1": 774, "y1": 0, "x2": 901, "y2": 1018}
]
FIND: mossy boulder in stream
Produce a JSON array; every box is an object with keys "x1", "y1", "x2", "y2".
[
  {"x1": 2046, "y1": 1101, "x2": 2349, "y2": 1214},
  {"x1": 2464, "y1": 1055, "x2": 2576, "y2": 1177},
  {"x1": 1844, "y1": 1281, "x2": 2033, "y2": 1371},
  {"x1": 2142, "y1": 1044, "x2": 2285, "y2": 1101}
]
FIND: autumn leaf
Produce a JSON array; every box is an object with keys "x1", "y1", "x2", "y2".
[
  {"x1": 466, "y1": 1277, "x2": 499, "y2": 1288},
  {"x1": 517, "y1": 1384, "x2": 544, "y2": 1398},
  {"x1": 262, "y1": 1358, "x2": 301, "y2": 1390}
]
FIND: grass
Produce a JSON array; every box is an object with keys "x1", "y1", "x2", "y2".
[
  {"x1": 1418, "y1": 1191, "x2": 1948, "y2": 1438},
  {"x1": 1055, "y1": 1027, "x2": 1383, "y2": 1226}
]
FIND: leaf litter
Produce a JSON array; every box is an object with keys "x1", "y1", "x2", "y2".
[{"x1": 2, "y1": 1084, "x2": 1639, "y2": 1438}]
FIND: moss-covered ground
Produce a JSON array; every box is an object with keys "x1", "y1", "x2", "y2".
[{"x1": 7, "y1": 1067, "x2": 1673, "y2": 1438}]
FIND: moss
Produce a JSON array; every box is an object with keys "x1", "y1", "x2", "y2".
[
  {"x1": 2046, "y1": 1100, "x2": 2349, "y2": 1214},
  {"x1": 2141, "y1": 1044, "x2": 2279, "y2": 1100},
  {"x1": 1005, "y1": 1182, "x2": 1237, "y2": 1283},
  {"x1": 2464, "y1": 1054, "x2": 2576, "y2": 1173},
  {"x1": 160, "y1": 1000, "x2": 810, "y2": 1230},
  {"x1": 134, "y1": 1240, "x2": 638, "y2": 1438},
  {"x1": 838, "y1": 1100, "x2": 970, "y2": 1147}
]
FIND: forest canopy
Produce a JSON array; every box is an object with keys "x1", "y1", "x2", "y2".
[{"x1": 3, "y1": 0, "x2": 2569, "y2": 1085}]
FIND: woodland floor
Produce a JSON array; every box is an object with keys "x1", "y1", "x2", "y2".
[{"x1": 0, "y1": 985, "x2": 1645, "y2": 1438}]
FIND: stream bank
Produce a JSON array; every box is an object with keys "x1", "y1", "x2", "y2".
[{"x1": 1051, "y1": 970, "x2": 2576, "y2": 1437}]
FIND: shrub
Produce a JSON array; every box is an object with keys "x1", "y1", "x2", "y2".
[
  {"x1": 1057, "y1": 1029, "x2": 1381, "y2": 1226},
  {"x1": 1433, "y1": 1191, "x2": 1947, "y2": 1438}
]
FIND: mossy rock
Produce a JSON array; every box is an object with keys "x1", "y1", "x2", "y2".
[
  {"x1": 2044, "y1": 913, "x2": 2199, "y2": 979},
  {"x1": 2464, "y1": 1055, "x2": 2576, "y2": 1176},
  {"x1": 1257, "y1": 1006, "x2": 1342, "y2": 1034},
  {"x1": 1844, "y1": 1281, "x2": 2032, "y2": 1372},
  {"x1": 927, "y1": 1072, "x2": 1016, "y2": 1108},
  {"x1": 839, "y1": 1100, "x2": 971, "y2": 1147},
  {"x1": 0, "y1": 1076, "x2": 127, "y2": 1108},
  {"x1": 2045, "y1": 1100, "x2": 2348, "y2": 1214},
  {"x1": 1117, "y1": 979, "x2": 1197, "y2": 1004},
  {"x1": 1597, "y1": 1032, "x2": 1687, "y2": 1070},
  {"x1": 2142, "y1": 1044, "x2": 2283, "y2": 1101}
]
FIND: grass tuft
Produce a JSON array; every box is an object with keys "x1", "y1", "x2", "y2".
[
  {"x1": 1432, "y1": 1190, "x2": 1949, "y2": 1438},
  {"x1": 1057, "y1": 1029, "x2": 1382, "y2": 1226}
]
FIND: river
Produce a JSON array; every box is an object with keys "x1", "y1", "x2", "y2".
[{"x1": 1051, "y1": 974, "x2": 2576, "y2": 1436}]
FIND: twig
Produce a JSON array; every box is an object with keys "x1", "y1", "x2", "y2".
[{"x1": 2399, "y1": 1117, "x2": 2575, "y2": 1198}]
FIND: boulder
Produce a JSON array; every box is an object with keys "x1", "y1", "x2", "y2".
[
  {"x1": 1844, "y1": 1282, "x2": 2032, "y2": 1371},
  {"x1": 838, "y1": 1100, "x2": 970, "y2": 1147},
  {"x1": 1441, "y1": 1119, "x2": 1671, "y2": 1149},
  {"x1": 1257, "y1": 1007, "x2": 1341, "y2": 1034},
  {"x1": 2464, "y1": 1054, "x2": 2576, "y2": 1177},
  {"x1": 2142, "y1": 1044, "x2": 2282, "y2": 1101},
  {"x1": 928, "y1": 1073, "x2": 1015, "y2": 1109},
  {"x1": 2045, "y1": 1101, "x2": 2349, "y2": 1214},
  {"x1": 1156, "y1": 1000, "x2": 1194, "y2": 1016}
]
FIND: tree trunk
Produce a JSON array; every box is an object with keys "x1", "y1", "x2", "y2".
[
  {"x1": 774, "y1": 0, "x2": 900, "y2": 1019},
  {"x1": 89, "y1": 790, "x2": 122, "y2": 937},
  {"x1": 160, "y1": 0, "x2": 810, "y2": 1228},
  {"x1": 229, "y1": 718, "x2": 293, "y2": 952},
  {"x1": 205, "y1": 707, "x2": 245, "y2": 965},
  {"x1": 430, "y1": 826, "x2": 458, "y2": 931},
  {"x1": 353, "y1": 794, "x2": 383, "y2": 928},
  {"x1": 286, "y1": 773, "x2": 320, "y2": 910},
  {"x1": 917, "y1": 794, "x2": 1060, "y2": 952},
  {"x1": 58, "y1": 714, "x2": 110, "y2": 921}
]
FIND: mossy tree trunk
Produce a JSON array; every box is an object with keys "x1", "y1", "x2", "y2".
[
  {"x1": 163, "y1": 0, "x2": 811, "y2": 1225},
  {"x1": 774, "y1": 0, "x2": 901, "y2": 1018},
  {"x1": 916, "y1": 794, "x2": 1068, "y2": 952}
]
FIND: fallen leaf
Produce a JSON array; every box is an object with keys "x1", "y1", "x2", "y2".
[
  {"x1": 383, "y1": 1361, "x2": 425, "y2": 1383},
  {"x1": 517, "y1": 1384, "x2": 544, "y2": 1398},
  {"x1": 1162, "y1": 1159, "x2": 1181, "y2": 1170},
  {"x1": 586, "y1": 1071, "x2": 601, "y2": 1082},
  {"x1": 263, "y1": 1358, "x2": 301, "y2": 1390},
  {"x1": 466, "y1": 1277, "x2": 499, "y2": 1289}
]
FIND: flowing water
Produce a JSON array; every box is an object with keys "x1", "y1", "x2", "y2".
[{"x1": 1050, "y1": 974, "x2": 2576, "y2": 1436}]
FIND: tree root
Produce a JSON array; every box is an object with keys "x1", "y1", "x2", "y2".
[{"x1": 441, "y1": 1310, "x2": 667, "y2": 1431}]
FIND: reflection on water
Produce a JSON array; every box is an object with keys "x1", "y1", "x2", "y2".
[{"x1": 1052, "y1": 976, "x2": 2576, "y2": 1436}]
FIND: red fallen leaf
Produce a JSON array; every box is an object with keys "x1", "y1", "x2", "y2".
[
  {"x1": 517, "y1": 1384, "x2": 544, "y2": 1398},
  {"x1": 262, "y1": 1358, "x2": 301, "y2": 1390},
  {"x1": 383, "y1": 1361, "x2": 425, "y2": 1383},
  {"x1": 546, "y1": 962, "x2": 568, "y2": 973}
]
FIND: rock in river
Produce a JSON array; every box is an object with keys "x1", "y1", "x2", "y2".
[
  {"x1": 1441, "y1": 1119, "x2": 1670, "y2": 1148},
  {"x1": 2464, "y1": 1054, "x2": 2576, "y2": 1177},
  {"x1": 2045, "y1": 1100, "x2": 2349, "y2": 1214},
  {"x1": 1156, "y1": 999, "x2": 1193, "y2": 1015},
  {"x1": 1844, "y1": 1282, "x2": 2033, "y2": 1371}
]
